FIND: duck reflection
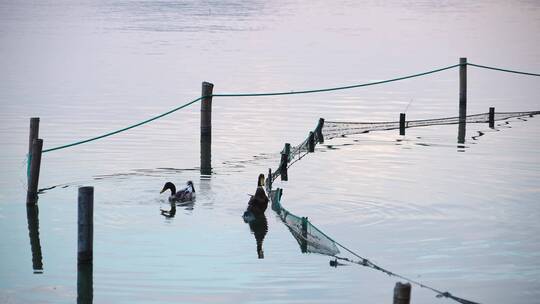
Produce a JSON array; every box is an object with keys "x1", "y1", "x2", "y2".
[
  {"x1": 160, "y1": 200, "x2": 177, "y2": 218},
  {"x1": 26, "y1": 204, "x2": 43, "y2": 273},
  {"x1": 160, "y1": 200, "x2": 197, "y2": 218},
  {"x1": 243, "y1": 213, "x2": 268, "y2": 259}
]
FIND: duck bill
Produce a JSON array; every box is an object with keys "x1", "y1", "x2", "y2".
[{"x1": 160, "y1": 189, "x2": 165, "y2": 194}]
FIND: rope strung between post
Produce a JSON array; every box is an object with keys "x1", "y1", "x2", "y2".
[
  {"x1": 38, "y1": 62, "x2": 538, "y2": 154},
  {"x1": 468, "y1": 63, "x2": 540, "y2": 77},
  {"x1": 213, "y1": 64, "x2": 460, "y2": 97},
  {"x1": 42, "y1": 96, "x2": 204, "y2": 153}
]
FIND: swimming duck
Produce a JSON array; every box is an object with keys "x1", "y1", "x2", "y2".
[
  {"x1": 160, "y1": 181, "x2": 195, "y2": 202},
  {"x1": 245, "y1": 174, "x2": 269, "y2": 216}
]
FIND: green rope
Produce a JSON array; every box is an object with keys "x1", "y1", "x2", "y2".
[
  {"x1": 42, "y1": 96, "x2": 204, "y2": 153},
  {"x1": 39, "y1": 62, "x2": 538, "y2": 154},
  {"x1": 213, "y1": 64, "x2": 460, "y2": 97},
  {"x1": 468, "y1": 63, "x2": 540, "y2": 77}
]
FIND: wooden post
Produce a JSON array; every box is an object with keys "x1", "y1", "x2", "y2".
[
  {"x1": 393, "y1": 282, "x2": 411, "y2": 304},
  {"x1": 308, "y1": 131, "x2": 315, "y2": 152},
  {"x1": 316, "y1": 118, "x2": 325, "y2": 143},
  {"x1": 301, "y1": 216, "x2": 308, "y2": 253},
  {"x1": 458, "y1": 57, "x2": 467, "y2": 144},
  {"x1": 200, "y1": 82, "x2": 214, "y2": 175},
  {"x1": 399, "y1": 113, "x2": 406, "y2": 136},
  {"x1": 489, "y1": 107, "x2": 495, "y2": 128},
  {"x1": 26, "y1": 204, "x2": 43, "y2": 273},
  {"x1": 459, "y1": 58, "x2": 467, "y2": 122},
  {"x1": 26, "y1": 139, "x2": 43, "y2": 205},
  {"x1": 78, "y1": 187, "x2": 94, "y2": 264},
  {"x1": 28, "y1": 117, "x2": 39, "y2": 165},
  {"x1": 267, "y1": 168, "x2": 272, "y2": 191},
  {"x1": 280, "y1": 153, "x2": 288, "y2": 181},
  {"x1": 280, "y1": 143, "x2": 290, "y2": 181}
]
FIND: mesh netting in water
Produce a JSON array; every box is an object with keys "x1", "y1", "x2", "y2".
[
  {"x1": 322, "y1": 111, "x2": 540, "y2": 140},
  {"x1": 270, "y1": 189, "x2": 340, "y2": 256}
]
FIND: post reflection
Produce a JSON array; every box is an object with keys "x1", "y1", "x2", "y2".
[
  {"x1": 77, "y1": 263, "x2": 93, "y2": 304},
  {"x1": 243, "y1": 214, "x2": 268, "y2": 259},
  {"x1": 457, "y1": 121, "x2": 466, "y2": 148},
  {"x1": 26, "y1": 204, "x2": 43, "y2": 273}
]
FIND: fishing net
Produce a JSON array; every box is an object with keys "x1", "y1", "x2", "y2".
[
  {"x1": 323, "y1": 111, "x2": 540, "y2": 140},
  {"x1": 270, "y1": 189, "x2": 340, "y2": 256},
  {"x1": 267, "y1": 110, "x2": 539, "y2": 185}
]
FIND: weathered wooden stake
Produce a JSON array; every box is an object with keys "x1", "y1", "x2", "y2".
[
  {"x1": 26, "y1": 139, "x2": 43, "y2": 205},
  {"x1": 459, "y1": 57, "x2": 467, "y2": 122},
  {"x1": 489, "y1": 107, "x2": 495, "y2": 128},
  {"x1": 458, "y1": 57, "x2": 467, "y2": 144},
  {"x1": 200, "y1": 81, "x2": 214, "y2": 175},
  {"x1": 308, "y1": 131, "x2": 315, "y2": 152},
  {"x1": 28, "y1": 117, "x2": 39, "y2": 160},
  {"x1": 280, "y1": 143, "x2": 290, "y2": 181},
  {"x1": 393, "y1": 282, "x2": 411, "y2": 304},
  {"x1": 316, "y1": 118, "x2": 325, "y2": 143},
  {"x1": 78, "y1": 186, "x2": 94, "y2": 264},
  {"x1": 399, "y1": 113, "x2": 406, "y2": 136},
  {"x1": 267, "y1": 168, "x2": 272, "y2": 191},
  {"x1": 301, "y1": 216, "x2": 308, "y2": 253}
]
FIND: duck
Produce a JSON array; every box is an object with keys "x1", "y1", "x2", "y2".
[
  {"x1": 244, "y1": 174, "x2": 269, "y2": 217},
  {"x1": 160, "y1": 181, "x2": 195, "y2": 202}
]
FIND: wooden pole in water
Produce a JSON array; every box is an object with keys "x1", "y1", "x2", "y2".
[
  {"x1": 78, "y1": 186, "x2": 94, "y2": 264},
  {"x1": 280, "y1": 143, "x2": 291, "y2": 181},
  {"x1": 399, "y1": 113, "x2": 406, "y2": 136},
  {"x1": 200, "y1": 82, "x2": 214, "y2": 175},
  {"x1": 393, "y1": 282, "x2": 411, "y2": 304},
  {"x1": 308, "y1": 131, "x2": 315, "y2": 152},
  {"x1": 28, "y1": 118, "x2": 39, "y2": 160},
  {"x1": 26, "y1": 139, "x2": 43, "y2": 205},
  {"x1": 489, "y1": 107, "x2": 495, "y2": 128},
  {"x1": 267, "y1": 168, "x2": 272, "y2": 191},
  {"x1": 301, "y1": 216, "x2": 308, "y2": 253},
  {"x1": 316, "y1": 118, "x2": 325, "y2": 143},
  {"x1": 458, "y1": 57, "x2": 467, "y2": 144},
  {"x1": 459, "y1": 58, "x2": 467, "y2": 121}
]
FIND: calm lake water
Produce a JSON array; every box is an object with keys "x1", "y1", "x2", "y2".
[{"x1": 1, "y1": 1, "x2": 540, "y2": 303}]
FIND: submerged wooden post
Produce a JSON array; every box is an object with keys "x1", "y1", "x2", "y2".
[
  {"x1": 399, "y1": 113, "x2": 406, "y2": 136},
  {"x1": 308, "y1": 131, "x2": 315, "y2": 152},
  {"x1": 301, "y1": 216, "x2": 308, "y2": 253},
  {"x1": 489, "y1": 107, "x2": 495, "y2": 128},
  {"x1": 280, "y1": 143, "x2": 290, "y2": 181},
  {"x1": 200, "y1": 82, "x2": 214, "y2": 175},
  {"x1": 393, "y1": 282, "x2": 411, "y2": 304},
  {"x1": 26, "y1": 139, "x2": 43, "y2": 205},
  {"x1": 78, "y1": 187, "x2": 94, "y2": 264}
]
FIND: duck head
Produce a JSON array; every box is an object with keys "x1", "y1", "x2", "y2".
[
  {"x1": 160, "y1": 182, "x2": 176, "y2": 195},
  {"x1": 186, "y1": 180, "x2": 195, "y2": 192},
  {"x1": 257, "y1": 174, "x2": 265, "y2": 187}
]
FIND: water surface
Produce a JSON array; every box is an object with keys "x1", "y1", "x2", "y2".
[{"x1": 1, "y1": 1, "x2": 540, "y2": 303}]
